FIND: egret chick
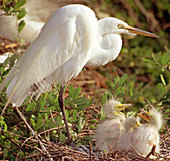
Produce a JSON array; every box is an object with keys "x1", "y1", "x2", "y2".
[
  {"x1": 132, "y1": 107, "x2": 163, "y2": 157},
  {"x1": 95, "y1": 99, "x2": 131, "y2": 151},
  {"x1": 117, "y1": 116, "x2": 141, "y2": 151}
]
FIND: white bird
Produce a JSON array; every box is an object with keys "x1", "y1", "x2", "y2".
[
  {"x1": 95, "y1": 100, "x2": 162, "y2": 159},
  {"x1": 95, "y1": 99, "x2": 133, "y2": 151},
  {"x1": 0, "y1": 4, "x2": 158, "y2": 141},
  {"x1": 0, "y1": 0, "x2": 59, "y2": 42},
  {"x1": 117, "y1": 116, "x2": 141, "y2": 151},
  {"x1": 132, "y1": 107, "x2": 163, "y2": 158}
]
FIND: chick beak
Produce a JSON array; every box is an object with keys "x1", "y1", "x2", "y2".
[
  {"x1": 132, "y1": 121, "x2": 142, "y2": 129},
  {"x1": 115, "y1": 103, "x2": 132, "y2": 111},
  {"x1": 137, "y1": 110, "x2": 150, "y2": 123},
  {"x1": 120, "y1": 24, "x2": 159, "y2": 38}
]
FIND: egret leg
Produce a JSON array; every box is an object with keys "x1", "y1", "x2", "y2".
[{"x1": 58, "y1": 85, "x2": 72, "y2": 143}]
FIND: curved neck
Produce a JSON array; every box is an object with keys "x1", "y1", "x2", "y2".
[{"x1": 86, "y1": 25, "x2": 122, "y2": 66}]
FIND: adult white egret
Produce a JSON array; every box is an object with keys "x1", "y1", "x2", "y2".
[
  {"x1": 0, "y1": 4, "x2": 158, "y2": 141},
  {"x1": 95, "y1": 99, "x2": 132, "y2": 151},
  {"x1": 0, "y1": 0, "x2": 59, "y2": 42}
]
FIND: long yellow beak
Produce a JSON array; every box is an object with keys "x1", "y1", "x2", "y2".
[
  {"x1": 118, "y1": 24, "x2": 159, "y2": 38},
  {"x1": 115, "y1": 103, "x2": 132, "y2": 111}
]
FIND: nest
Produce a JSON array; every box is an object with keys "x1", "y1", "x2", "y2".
[{"x1": 10, "y1": 129, "x2": 168, "y2": 161}]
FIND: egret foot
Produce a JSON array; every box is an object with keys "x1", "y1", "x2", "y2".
[{"x1": 58, "y1": 85, "x2": 73, "y2": 144}]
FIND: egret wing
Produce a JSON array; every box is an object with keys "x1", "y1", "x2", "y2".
[{"x1": 0, "y1": 5, "x2": 97, "y2": 106}]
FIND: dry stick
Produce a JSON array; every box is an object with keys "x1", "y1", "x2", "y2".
[
  {"x1": 0, "y1": 127, "x2": 37, "y2": 141},
  {"x1": 0, "y1": 144, "x2": 18, "y2": 156},
  {"x1": 50, "y1": 109, "x2": 58, "y2": 126},
  {"x1": 1, "y1": 131, "x2": 21, "y2": 148},
  {"x1": 119, "y1": 0, "x2": 142, "y2": 28},
  {"x1": 89, "y1": 141, "x2": 92, "y2": 161},
  {"x1": 134, "y1": 0, "x2": 161, "y2": 32},
  {"x1": 14, "y1": 106, "x2": 54, "y2": 161},
  {"x1": 130, "y1": 145, "x2": 145, "y2": 159},
  {"x1": 15, "y1": 106, "x2": 35, "y2": 135},
  {"x1": 146, "y1": 145, "x2": 156, "y2": 158},
  {"x1": 144, "y1": 99, "x2": 155, "y2": 109}
]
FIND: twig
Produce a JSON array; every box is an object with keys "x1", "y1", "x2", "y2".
[
  {"x1": 50, "y1": 109, "x2": 58, "y2": 126},
  {"x1": 146, "y1": 145, "x2": 156, "y2": 158},
  {"x1": 89, "y1": 141, "x2": 92, "y2": 161},
  {"x1": 134, "y1": 0, "x2": 160, "y2": 32},
  {"x1": 130, "y1": 145, "x2": 145, "y2": 159},
  {"x1": 119, "y1": 0, "x2": 142, "y2": 28},
  {"x1": 0, "y1": 144, "x2": 17, "y2": 156},
  {"x1": 15, "y1": 106, "x2": 35, "y2": 135},
  {"x1": 14, "y1": 106, "x2": 54, "y2": 161}
]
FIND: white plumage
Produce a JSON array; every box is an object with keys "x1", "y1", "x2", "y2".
[
  {"x1": 132, "y1": 108, "x2": 163, "y2": 157},
  {"x1": 95, "y1": 99, "x2": 135, "y2": 151},
  {"x1": 95, "y1": 100, "x2": 163, "y2": 159},
  {"x1": 0, "y1": 0, "x2": 59, "y2": 42},
  {"x1": 0, "y1": 4, "x2": 158, "y2": 108}
]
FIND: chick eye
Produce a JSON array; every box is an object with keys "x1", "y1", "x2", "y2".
[{"x1": 118, "y1": 24, "x2": 124, "y2": 29}]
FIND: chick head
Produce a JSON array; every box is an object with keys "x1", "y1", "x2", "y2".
[
  {"x1": 103, "y1": 99, "x2": 132, "y2": 119},
  {"x1": 124, "y1": 116, "x2": 141, "y2": 131},
  {"x1": 138, "y1": 108, "x2": 163, "y2": 130}
]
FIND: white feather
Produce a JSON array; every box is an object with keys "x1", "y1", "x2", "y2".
[
  {"x1": 2, "y1": 5, "x2": 97, "y2": 106},
  {"x1": 1, "y1": 4, "x2": 151, "y2": 107}
]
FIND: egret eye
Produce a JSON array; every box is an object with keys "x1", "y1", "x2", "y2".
[{"x1": 118, "y1": 24, "x2": 125, "y2": 29}]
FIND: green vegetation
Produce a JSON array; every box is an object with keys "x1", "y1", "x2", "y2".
[{"x1": 0, "y1": 0, "x2": 169, "y2": 160}]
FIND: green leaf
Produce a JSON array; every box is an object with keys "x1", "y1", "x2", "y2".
[
  {"x1": 89, "y1": 125, "x2": 96, "y2": 129},
  {"x1": 131, "y1": 92, "x2": 142, "y2": 98},
  {"x1": 18, "y1": 20, "x2": 25, "y2": 33},
  {"x1": 102, "y1": 93, "x2": 108, "y2": 104},
  {"x1": 69, "y1": 85, "x2": 74, "y2": 98},
  {"x1": 72, "y1": 110, "x2": 77, "y2": 121},
  {"x1": 73, "y1": 87, "x2": 81, "y2": 98},
  {"x1": 14, "y1": 0, "x2": 26, "y2": 9},
  {"x1": 17, "y1": 9, "x2": 26, "y2": 20},
  {"x1": 77, "y1": 120, "x2": 85, "y2": 132},
  {"x1": 161, "y1": 52, "x2": 170, "y2": 65},
  {"x1": 45, "y1": 106, "x2": 56, "y2": 111},
  {"x1": 30, "y1": 115, "x2": 36, "y2": 127},
  {"x1": 34, "y1": 115, "x2": 44, "y2": 131},
  {"x1": 119, "y1": 74, "x2": 128, "y2": 86},
  {"x1": 160, "y1": 74, "x2": 166, "y2": 86},
  {"x1": 26, "y1": 102, "x2": 37, "y2": 111},
  {"x1": 155, "y1": 83, "x2": 165, "y2": 99},
  {"x1": 38, "y1": 98, "x2": 46, "y2": 111},
  {"x1": 56, "y1": 116, "x2": 62, "y2": 126},
  {"x1": 100, "y1": 107, "x2": 105, "y2": 121},
  {"x1": 109, "y1": 81, "x2": 116, "y2": 91},
  {"x1": 9, "y1": 54, "x2": 18, "y2": 67},
  {"x1": 71, "y1": 97, "x2": 90, "y2": 109},
  {"x1": 130, "y1": 86, "x2": 133, "y2": 97},
  {"x1": 141, "y1": 58, "x2": 156, "y2": 64},
  {"x1": 152, "y1": 53, "x2": 157, "y2": 62},
  {"x1": 46, "y1": 118, "x2": 56, "y2": 128},
  {"x1": 115, "y1": 87, "x2": 121, "y2": 96},
  {"x1": 65, "y1": 109, "x2": 69, "y2": 120},
  {"x1": 59, "y1": 133, "x2": 66, "y2": 144}
]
